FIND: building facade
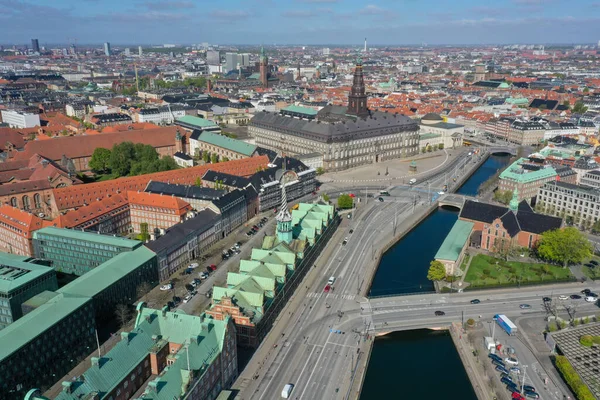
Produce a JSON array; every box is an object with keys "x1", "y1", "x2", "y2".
[
  {"x1": 498, "y1": 158, "x2": 558, "y2": 202},
  {"x1": 0, "y1": 254, "x2": 58, "y2": 330},
  {"x1": 249, "y1": 60, "x2": 419, "y2": 171},
  {"x1": 0, "y1": 205, "x2": 45, "y2": 257},
  {"x1": 580, "y1": 170, "x2": 600, "y2": 188},
  {"x1": 32, "y1": 227, "x2": 142, "y2": 276},
  {"x1": 537, "y1": 181, "x2": 600, "y2": 228},
  {"x1": 128, "y1": 191, "x2": 192, "y2": 235},
  {"x1": 0, "y1": 110, "x2": 40, "y2": 129},
  {"x1": 135, "y1": 105, "x2": 186, "y2": 125},
  {"x1": 189, "y1": 131, "x2": 257, "y2": 160}
]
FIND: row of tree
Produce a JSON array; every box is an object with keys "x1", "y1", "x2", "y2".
[
  {"x1": 421, "y1": 143, "x2": 444, "y2": 153},
  {"x1": 200, "y1": 151, "x2": 229, "y2": 164},
  {"x1": 89, "y1": 142, "x2": 179, "y2": 177}
]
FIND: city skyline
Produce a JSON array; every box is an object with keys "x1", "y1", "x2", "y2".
[{"x1": 1, "y1": 0, "x2": 600, "y2": 45}]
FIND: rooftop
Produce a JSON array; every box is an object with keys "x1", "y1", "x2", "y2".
[
  {"x1": 435, "y1": 220, "x2": 474, "y2": 262},
  {"x1": 500, "y1": 158, "x2": 557, "y2": 184},
  {"x1": 176, "y1": 115, "x2": 219, "y2": 128},
  {"x1": 33, "y1": 227, "x2": 142, "y2": 249},
  {"x1": 281, "y1": 105, "x2": 318, "y2": 116},
  {"x1": 197, "y1": 131, "x2": 257, "y2": 157},
  {"x1": 0, "y1": 253, "x2": 54, "y2": 294}
]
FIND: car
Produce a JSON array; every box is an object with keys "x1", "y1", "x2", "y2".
[
  {"x1": 378, "y1": 197, "x2": 384, "y2": 202},
  {"x1": 501, "y1": 377, "x2": 515, "y2": 386},
  {"x1": 542, "y1": 297, "x2": 551, "y2": 302},
  {"x1": 585, "y1": 296, "x2": 598, "y2": 303},
  {"x1": 495, "y1": 365, "x2": 508, "y2": 373},
  {"x1": 489, "y1": 353, "x2": 502, "y2": 362},
  {"x1": 253, "y1": 225, "x2": 259, "y2": 230},
  {"x1": 172, "y1": 296, "x2": 181, "y2": 305},
  {"x1": 505, "y1": 357, "x2": 519, "y2": 366},
  {"x1": 589, "y1": 292, "x2": 598, "y2": 297},
  {"x1": 193, "y1": 278, "x2": 201, "y2": 285},
  {"x1": 507, "y1": 386, "x2": 521, "y2": 395},
  {"x1": 523, "y1": 391, "x2": 539, "y2": 399},
  {"x1": 581, "y1": 288, "x2": 591, "y2": 294},
  {"x1": 160, "y1": 283, "x2": 173, "y2": 291},
  {"x1": 570, "y1": 294, "x2": 582, "y2": 299},
  {"x1": 492, "y1": 360, "x2": 506, "y2": 368},
  {"x1": 166, "y1": 301, "x2": 175, "y2": 309},
  {"x1": 246, "y1": 231, "x2": 253, "y2": 236},
  {"x1": 208, "y1": 264, "x2": 217, "y2": 271},
  {"x1": 523, "y1": 385, "x2": 536, "y2": 393},
  {"x1": 183, "y1": 294, "x2": 192, "y2": 303},
  {"x1": 510, "y1": 367, "x2": 521, "y2": 374},
  {"x1": 190, "y1": 281, "x2": 198, "y2": 288},
  {"x1": 347, "y1": 213, "x2": 352, "y2": 219},
  {"x1": 185, "y1": 284, "x2": 194, "y2": 292},
  {"x1": 519, "y1": 304, "x2": 531, "y2": 309},
  {"x1": 342, "y1": 238, "x2": 348, "y2": 246},
  {"x1": 558, "y1": 295, "x2": 569, "y2": 300},
  {"x1": 324, "y1": 284, "x2": 331, "y2": 292},
  {"x1": 434, "y1": 310, "x2": 445, "y2": 316},
  {"x1": 328, "y1": 276, "x2": 336, "y2": 285},
  {"x1": 470, "y1": 299, "x2": 480, "y2": 304},
  {"x1": 349, "y1": 229, "x2": 354, "y2": 234},
  {"x1": 189, "y1": 262, "x2": 199, "y2": 269}
]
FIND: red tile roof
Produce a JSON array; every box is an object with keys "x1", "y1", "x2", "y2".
[
  {"x1": 0, "y1": 204, "x2": 45, "y2": 237},
  {"x1": 127, "y1": 191, "x2": 191, "y2": 214},
  {"x1": 51, "y1": 194, "x2": 128, "y2": 228},
  {"x1": 52, "y1": 156, "x2": 269, "y2": 210},
  {"x1": 10, "y1": 126, "x2": 183, "y2": 162}
]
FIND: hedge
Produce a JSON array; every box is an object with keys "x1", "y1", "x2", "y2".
[{"x1": 554, "y1": 355, "x2": 596, "y2": 400}]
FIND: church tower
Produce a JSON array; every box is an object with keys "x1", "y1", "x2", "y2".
[
  {"x1": 259, "y1": 46, "x2": 268, "y2": 88},
  {"x1": 276, "y1": 180, "x2": 293, "y2": 244},
  {"x1": 346, "y1": 56, "x2": 369, "y2": 118}
]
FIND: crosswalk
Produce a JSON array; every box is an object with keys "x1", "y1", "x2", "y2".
[{"x1": 306, "y1": 292, "x2": 355, "y2": 300}]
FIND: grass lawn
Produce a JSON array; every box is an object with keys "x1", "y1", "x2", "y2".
[
  {"x1": 464, "y1": 254, "x2": 573, "y2": 288},
  {"x1": 458, "y1": 254, "x2": 471, "y2": 273}
]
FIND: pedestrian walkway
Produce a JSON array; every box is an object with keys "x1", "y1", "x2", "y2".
[{"x1": 306, "y1": 292, "x2": 356, "y2": 300}]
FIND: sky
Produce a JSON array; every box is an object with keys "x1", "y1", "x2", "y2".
[{"x1": 1, "y1": 0, "x2": 599, "y2": 46}]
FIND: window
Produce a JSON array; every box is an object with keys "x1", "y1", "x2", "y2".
[
  {"x1": 34, "y1": 193, "x2": 41, "y2": 209},
  {"x1": 10, "y1": 197, "x2": 17, "y2": 207},
  {"x1": 22, "y1": 195, "x2": 30, "y2": 210}
]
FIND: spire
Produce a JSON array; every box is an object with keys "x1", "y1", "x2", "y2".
[
  {"x1": 276, "y1": 179, "x2": 293, "y2": 244},
  {"x1": 509, "y1": 189, "x2": 519, "y2": 212},
  {"x1": 346, "y1": 54, "x2": 369, "y2": 118},
  {"x1": 276, "y1": 183, "x2": 292, "y2": 223}
]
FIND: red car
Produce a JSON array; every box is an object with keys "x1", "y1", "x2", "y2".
[
  {"x1": 511, "y1": 393, "x2": 524, "y2": 400},
  {"x1": 208, "y1": 264, "x2": 217, "y2": 271},
  {"x1": 324, "y1": 284, "x2": 331, "y2": 292}
]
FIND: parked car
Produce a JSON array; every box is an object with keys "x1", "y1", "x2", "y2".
[
  {"x1": 505, "y1": 357, "x2": 519, "y2": 366},
  {"x1": 495, "y1": 365, "x2": 508, "y2": 374},
  {"x1": 507, "y1": 386, "x2": 521, "y2": 395},
  {"x1": 590, "y1": 260, "x2": 599, "y2": 266},
  {"x1": 489, "y1": 353, "x2": 502, "y2": 362},
  {"x1": 470, "y1": 299, "x2": 480, "y2": 304},
  {"x1": 434, "y1": 310, "x2": 445, "y2": 316},
  {"x1": 193, "y1": 278, "x2": 201, "y2": 285},
  {"x1": 510, "y1": 367, "x2": 521, "y2": 374},
  {"x1": 172, "y1": 296, "x2": 181, "y2": 305},
  {"x1": 585, "y1": 296, "x2": 598, "y2": 303},
  {"x1": 208, "y1": 264, "x2": 217, "y2": 271},
  {"x1": 570, "y1": 294, "x2": 582, "y2": 299},
  {"x1": 558, "y1": 295, "x2": 569, "y2": 300},
  {"x1": 185, "y1": 284, "x2": 195, "y2": 292},
  {"x1": 160, "y1": 283, "x2": 173, "y2": 291},
  {"x1": 523, "y1": 391, "x2": 539, "y2": 399},
  {"x1": 519, "y1": 304, "x2": 531, "y2": 309},
  {"x1": 183, "y1": 294, "x2": 192, "y2": 303},
  {"x1": 492, "y1": 360, "x2": 506, "y2": 369},
  {"x1": 501, "y1": 377, "x2": 515, "y2": 386},
  {"x1": 523, "y1": 385, "x2": 536, "y2": 393},
  {"x1": 199, "y1": 272, "x2": 208, "y2": 280},
  {"x1": 581, "y1": 288, "x2": 591, "y2": 294},
  {"x1": 189, "y1": 263, "x2": 199, "y2": 269}
]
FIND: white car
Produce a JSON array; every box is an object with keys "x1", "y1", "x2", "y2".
[
  {"x1": 189, "y1": 263, "x2": 199, "y2": 269},
  {"x1": 585, "y1": 296, "x2": 598, "y2": 303},
  {"x1": 558, "y1": 295, "x2": 569, "y2": 300},
  {"x1": 504, "y1": 357, "x2": 519, "y2": 366},
  {"x1": 183, "y1": 294, "x2": 192, "y2": 303},
  {"x1": 160, "y1": 284, "x2": 172, "y2": 291}
]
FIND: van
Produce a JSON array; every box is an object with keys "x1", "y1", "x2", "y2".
[
  {"x1": 409, "y1": 178, "x2": 417, "y2": 185},
  {"x1": 328, "y1": 276, "x2": 336, "y2": 285},
  {"x1": 281, "y1": 383, "x2": 294, "y2": 398}
]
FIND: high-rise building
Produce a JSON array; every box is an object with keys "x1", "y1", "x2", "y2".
[
  {"x1": 69, "y1": 44, "x2": 76, "y2": 55},
  {"x1": 103, "y1": 42, "x2": 111, "y2": 56},
  {"x1": 31, "y1": 39, "x2": 39, "y2": 53},
  {"x1": 240, "y1": 53, "x2": 251, "y2": 67},
  {"x1": 225, "y1": 52, "x2": 239, "y2": 73},
  {"x1": 322, "y1": 47, "x2": 330, "y2": 55},
  {"x1": 207, "y1": 49, "x2": 220, "y2": 64},
  {"x1": 138, "y1": 45, "x2": 143, "y2": 56},
  {"x1": 259, "y1": 47, "x2": 268, "y2": 87},
  {"x1": 124, "y1": 47, "x2": 130, "y2": 56}
]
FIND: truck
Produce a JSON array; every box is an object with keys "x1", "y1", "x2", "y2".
[{"x1": 494, "y1": 314, "x2": 517, "y2": 336}]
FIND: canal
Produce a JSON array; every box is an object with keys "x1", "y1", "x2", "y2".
[
  {"x1": 368, "y1": 154, "x2": 511, "y2": 297},
  {"x1": 359, "y1": 329, "x2": 478, "y2": 400}
]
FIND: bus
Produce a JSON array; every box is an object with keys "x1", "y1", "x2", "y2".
[{"x1": 463, "y1": 141, "x2": 472, "y2": 146}]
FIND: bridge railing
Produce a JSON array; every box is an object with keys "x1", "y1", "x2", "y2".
[{"x1": 369, "y1": 290, "x2": 437, "y2": 299}]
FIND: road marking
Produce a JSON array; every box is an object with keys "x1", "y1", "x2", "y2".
[{"x1": 298, "y1": 333, "x2": 333, "y2": 400}]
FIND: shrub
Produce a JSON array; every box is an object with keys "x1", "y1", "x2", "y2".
[
  {"x1": 580, "y1": 335, "x2": 594, "y2": 347},
  {"x1": 467, "y1": 318, "x2": 475, "y2": 326},
  {"x1": 548, "y1": 322, "x2": 558, "y2": 332},
  {"x1": 554, "y1": 355, "x2": 596, "y2": 400}
]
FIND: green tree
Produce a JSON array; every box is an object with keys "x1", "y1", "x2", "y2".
[
  {"x1": 322, "y1": 194, "x2": 330, "y2": 202},
  {"x1": 139, "y1": 222, "x2": 150, "y2": 242},
  {"x1": 427, "y1": 260, "x2": 446, "y2": 281},
  {"x1": 562, "y1": 100, "x2": 571, "y2": 110},
  {"x1": 202, "y1": 151, "x2": 210, "y2": 163},
  {"x1": 493, "y1": 190, "x2": 513, "y2": 205},
  {"x1": 316, "y1": 167, "x2": 325, "y2": 175},
  {"x1": 194, "y1": 177, "x2": 202, "y2": 187},
  {"x1": 337, "y1": 194, "x2": 353, "y2": 209},
  {"x1": 572, "y1": 101, "x2": 588, "y2": 114},
  {"x1": 109, "y1": 142, "x2": 135, "y2": 177},
  {"x1": 537, "y1": 227, "x2": 592, "y2": 268},
  {"x1": 438, "y1": 143, "x2": 444, "y2": 150},
  {"x1": 421, "y1": 147, "x2": 427, "y2": 153},
  {"x1": 222, "y1": 156, "x2": 229, "y2": 162},
  {"x1": 592, "y1": 220, "x2": 600, "y2": 234},
  {"x1": 210, "y1": 153, "x2": 219, "y2": 163},
  {"x1": 89, "y1": 148, "x2": 111, "y2": 173},
  {"x1": 583, "y1": 87, "x2": 590, "y2": 93}
]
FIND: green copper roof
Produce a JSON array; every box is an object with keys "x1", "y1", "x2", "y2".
[
  {"x1": 58, "y1": 247, "x2": 156, "y2": 299},
  {"x1": 197, "y1": 131, "x2": 257, "y2": 156},
  {"x1": 505, "y1": 97, "x2": 529, "y2": 105},
  {"x1": 0, "y1": 253, "x2": 54, "y2": 294},
  {"x1": 176, "y1": 115, "x2": 219, "y2": 128},
  {"x1": 435, "y1": 220, "x2": 474, "y2": 262},
  {"x1": 281, "y1": 105, "x2": 318, "y2": 116},
  {"x1": 509, "y1": 189, "x2": 519, "y2": 211},
  {"x1": 499, "y1": 158, "x2": 557, "y2": 184},
  {"x1": 0, "y1": 293, "x2": 92, "y2": 361},
  {"x1": 33, "y1": 227, "x2": 142, "y2": 249}
]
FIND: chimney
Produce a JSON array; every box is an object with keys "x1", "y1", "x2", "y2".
[
  {"x1": 121, "y1": 332, "x2": 130, "y2": 343},
  {"x1": 91, "y1": 357, "x2": 100, "y2": 367},
  {"x1": 61, "y1": 382, "x2": 73, "y2": 394}
]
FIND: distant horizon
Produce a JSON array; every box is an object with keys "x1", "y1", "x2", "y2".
[{"x1": 1, "y1": 0, "x2": 599, "y2": 45}]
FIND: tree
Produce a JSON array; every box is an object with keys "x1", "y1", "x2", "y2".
[
  {"x1": 202, "y1": 151, "x2": 210, "y2": 163},
  {"x1": 322, "y1": 194, "x2": 330, "y2": 203},
  {"x1": 115, "y1": 304, "x2": 131, "y2": 328},
  {"x1": 136, "y1": 281, "x2": 153, "y2": 300},
  {"x1": 109, "y1": 142, "x2": 135, "y2": 177},
  {"x1": 421, "y1": 147, "x2": 427, "y2": 153},
  {"x1": 316, "y1": 167, "x2": 325, "y2": 175},
  {"x1": 438, "y1": 143, "x2": 444, "y2": 150},
  {"x1": 139, "y1": 222, "x2": 150, "y2": 242},
  {"x1": 427, "y1": 260, "x2": 446, "y2": 281},
  {"x1": 537, "y1": 227, "x2": 592, "y2": 268},
  {"x1": 493, "y1": 189, "x2": 513, "y2": 205},
  {"x1": 337, "y1": 194, "x2": 353, "y2": 209},
  {"x1": 583, "y1": 87, "x2": 590, "y2": 93},
  {"x1": 592, "y1": 220, "x2": 600, "y2": 234},
  {"x1": 572, "y1": 101, "x2": 588, "y2": 114},
  {"x1": 222, "y1": 156, "x2": 229, "y2": 162},
  {"x1": 194, "y1": 177, "x2": 202, "y2": 187},
  {"x1": 89, "y1": 148, "x2": 112, "y2": 173},
  {"x1": 562, "y1": 100, "x2": 571, "y2": 110},
  {"x1": 210, "y1": 153, "x2": 219, "y2": 164}
]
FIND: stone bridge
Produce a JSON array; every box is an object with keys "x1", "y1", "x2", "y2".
[
  {"x1": 488, "y1": 146, "x2": 517, "y2": 156},
  {"x1": 437, "y1": 194, "x2": 478, "y2": 210}
]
